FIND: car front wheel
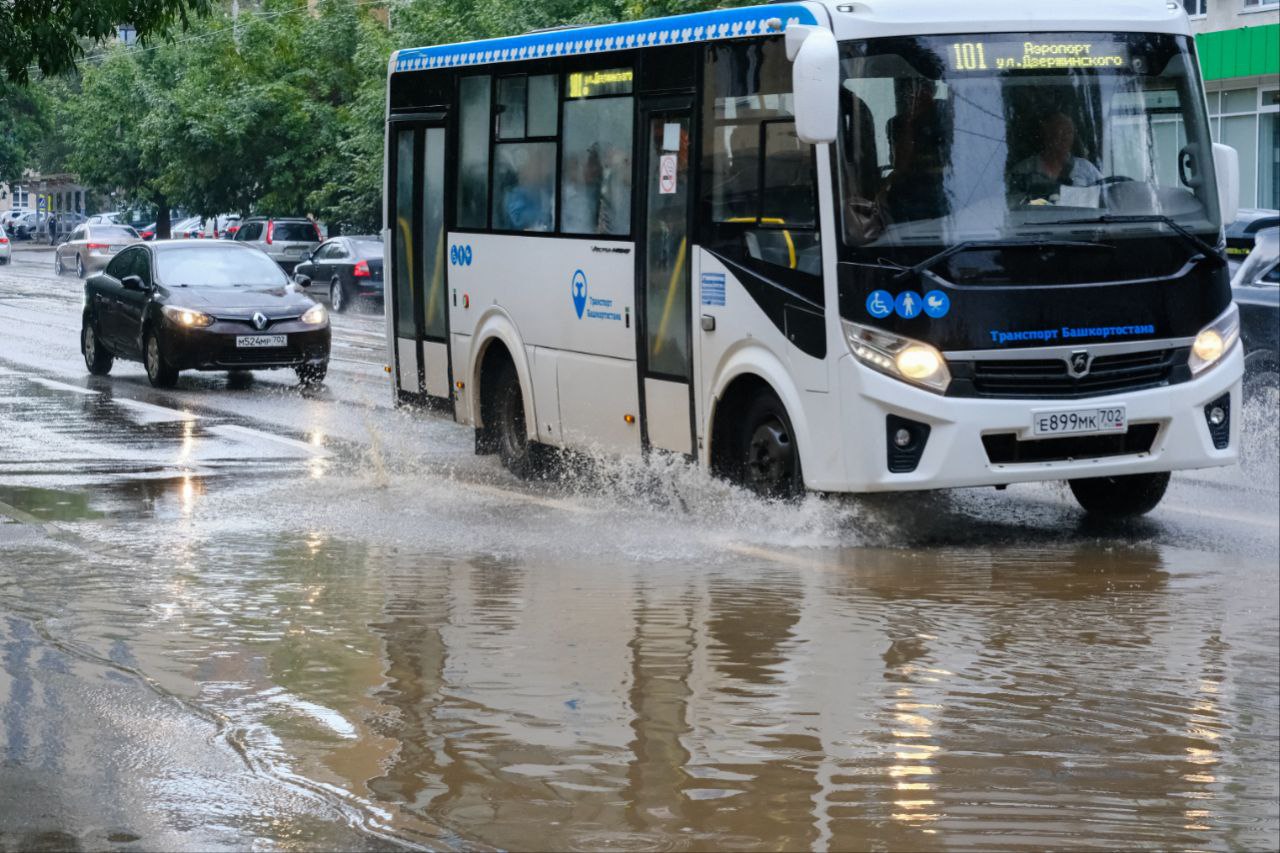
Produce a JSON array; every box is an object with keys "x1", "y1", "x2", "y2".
[
  {"x1": 296, "y1": 361, "x2": 328, "y2": 386},
  {"x1": 144, "y1": 330, "x2": 179, "y2": 388},
  {"x1": 82, "y1": 319, "x2": 113, "y2": 376}
]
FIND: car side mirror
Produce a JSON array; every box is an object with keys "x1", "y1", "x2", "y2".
[
  {"x1": 120, "y1": 274, "x2": 147, "y2": 291},
  {"x1": 294, "y1": 274, "x2": 312, "y2": 288}
]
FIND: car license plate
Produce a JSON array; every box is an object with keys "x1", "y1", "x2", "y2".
[
  {"x1": 1033, "y1": 406, "x2": 1127, "y2": 437},
  {"x1": 236, "y1": 335, "x2": 287, "y2": 349}
]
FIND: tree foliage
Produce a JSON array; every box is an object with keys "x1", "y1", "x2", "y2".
[
  {"x1": 0, "y1": 0, "x2": 211, "y2": 84},
  {"x1": 39, "y1": 0, "x2": 753, "y2": 232}
]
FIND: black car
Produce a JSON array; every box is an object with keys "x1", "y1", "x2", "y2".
[
  {"x1": 1226, "y1": 208, "x2": 1280, "y2": 269},
  {"x1": 291, "y1": 235, "x2": 384, "y2": 313},
  {"x1": 1231, "y1": 226, "x2": 1279, "y2": 399},
  {"x1": 80, "y1": 241, "x2": 331, "y2": 388}
]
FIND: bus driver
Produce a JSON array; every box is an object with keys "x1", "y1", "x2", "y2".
[{"x1": 1011, "y1": 111, "x2": 1104, "y2": 202}]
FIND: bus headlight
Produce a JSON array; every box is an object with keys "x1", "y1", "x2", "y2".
[
  {"x1": 843, "y1": 320, "x2": 951, "y2": 393},
  {"x1": 1189, "y1": 303, "x2": 1239, "y2": 375}
]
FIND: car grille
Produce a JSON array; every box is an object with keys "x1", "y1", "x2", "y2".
[
  {"x1": 982, "y1": 423, "x2": 1160, "y2": 464},
  {"x1": 948, "y1": 348, "x2": 1190, "y2": 399}
]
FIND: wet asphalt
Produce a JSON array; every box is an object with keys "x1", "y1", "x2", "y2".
[{"x1": 0, "y1": 246, "x2": 1277, "y2": 851}]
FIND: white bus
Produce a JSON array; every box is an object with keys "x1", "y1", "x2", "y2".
[{"x1": 383, "y1": 0, "x2": 1242, "y2": 517}]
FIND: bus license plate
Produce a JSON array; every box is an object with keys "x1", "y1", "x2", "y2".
[
  {"x1": 1033, "y1": 406, "x2": 1127, "y2": 437},
  {"x1": 236, "y1": 335, "x2": 287, "y2": 349}
]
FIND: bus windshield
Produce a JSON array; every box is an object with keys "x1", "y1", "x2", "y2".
[{"x1": 837, "y1": 32, "x2": 1219, "y2": 249}]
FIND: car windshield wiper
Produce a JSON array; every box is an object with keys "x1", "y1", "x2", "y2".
[
  {"x1": 1040, "y1": 214, "x2": 1225, "y2": 268},
  {"x1": 892, "y1": 238, "x2": 1113, "y2": 282}
]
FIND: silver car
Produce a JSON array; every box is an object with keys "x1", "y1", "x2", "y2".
[
  {"x1": 233, "y1": 216, "x2": 322, "y2": 274},
  {"x1": 54, "y1": 223, "x2": 143, "y2": 278},
  {"x1": 0, "y1": 223, "x2": 10, "y2": 265}
]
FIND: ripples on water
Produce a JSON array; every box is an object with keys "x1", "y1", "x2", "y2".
[{"x1": 2, "y1": 385, "x2": 1277, "y2": 851}]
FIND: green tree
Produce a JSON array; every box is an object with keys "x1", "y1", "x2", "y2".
[{"x1": 0, "y1": 0, "x2": 211, "y2": 84}]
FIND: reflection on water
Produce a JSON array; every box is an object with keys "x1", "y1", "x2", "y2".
[{"x1": 4, "y1": 518, "x2": 1276, "y2": 852}]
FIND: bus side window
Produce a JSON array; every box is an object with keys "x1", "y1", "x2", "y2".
[
  {"x1": 493, "y1": 74, "x2": 560, "y2": 233},
  {"x1": 457, "y1": 75, "x2": 492, "y2": 228},
  {"x1": 701, "y1": 38, "x2": 822, "y2": 284},
  {"x1": 561, "y1": 68, "x2": 635, "y2": 237}
]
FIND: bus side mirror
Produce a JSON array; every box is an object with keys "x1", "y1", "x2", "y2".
[
  {"x1": 1212, "y1": 143, "x2": 1239, "y2": 225},
  {"x1": 786, "y1": 25, "x2": 839, "y2": 145}
]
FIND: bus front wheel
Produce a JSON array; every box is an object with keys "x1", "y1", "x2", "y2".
[
  {"x1": 491, "y1": 360, "x2": 548, "y2": 479},
  {"x1": 1068, "y1": 472, "x2": 1169, "y2": 518},
  {"x1": 736, "y1": 391, "x2": 803, "y2": 500}
]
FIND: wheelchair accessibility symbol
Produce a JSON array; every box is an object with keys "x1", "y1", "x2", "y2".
[{"x1": 866, "y1": 290, "x2": 893, "y2": 319}]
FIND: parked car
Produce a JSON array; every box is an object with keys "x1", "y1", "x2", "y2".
[
  {"x1": 233, "y1": 216, "x2": 322, "y2": 274},
  {"x1": 1232, "y1": 225, "x2": 1279, "y2": 401},
  {"x1": 1226, "y1": 208, "x2": 1280, "y2": 273},
  {"x1": 171, "y1": 215, "x2": 206, "y2": 239},
  {"x1": 86, "y1": 212, "x2": 122, "y2": 226},
  {"x1": 292, "y1": 235, "x2": 384, "y2": 313},
  {"x1": 12, "y1": 211, "x2": 42, "y2": 241},
  {"x1": 2, "y1": 208, "x2": 31, "y2": 230},
  {"x1": 80, "y1": 240, "x2": 330, "y2": 387},
  {"x1": 54, "y1": 224, "x2": 143, "y2": 278},
  {"x1": 0, "y1": 223, "x2": 10, "y2": 265}
]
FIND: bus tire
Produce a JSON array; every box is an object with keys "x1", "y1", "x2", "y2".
[
  {"x1": 1068, "y1": 472, "x2": 1169, "y2": 518},
  {"x1": 737, "y1": 389, "x2": 804, "y2": 499},
  {"x1": 490, "y1": 358, "x2": 546, "y2": 479}
]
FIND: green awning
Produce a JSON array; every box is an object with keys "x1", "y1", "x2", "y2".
[{"x1": 1196, "y1": 23, "x2": 1279, "y2": 81}]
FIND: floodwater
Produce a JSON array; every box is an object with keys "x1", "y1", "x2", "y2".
[{"x1": 1, "y1": 251, "x2": 1278, "y2": 851}]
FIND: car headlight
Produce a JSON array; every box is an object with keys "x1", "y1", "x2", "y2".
[
  {"x1": 843, "y1": 320, "x2": 951, "y2": 393},
  {"x1": 162, "y1": 305, "x2": 214, "y2": 328},
  {"x1": 1188, "y1": 303, "x2": 1239, "y2": 375},
  {"x1": 301, "y1": 304, "x2": 327, "y2": 325}
]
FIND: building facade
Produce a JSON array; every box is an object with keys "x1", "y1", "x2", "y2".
[
  {"x1": 0, "y1": 174, "x2": 90, "y2": 217},
  {"x1": 1188, "y1": 0, "x2": 1280, "y2": 210}
]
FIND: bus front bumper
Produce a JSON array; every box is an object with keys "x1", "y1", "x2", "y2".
[{"x1": 835, "y1": 345, "x2": 1243, "y2": 493}]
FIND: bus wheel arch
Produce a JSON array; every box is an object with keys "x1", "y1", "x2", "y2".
[
  {"x1": 472, "y1": 324, "x2": 541, "y2": 476},
  {"x1": 709, "y1": 370, "x2": 807, "y2": 499}
]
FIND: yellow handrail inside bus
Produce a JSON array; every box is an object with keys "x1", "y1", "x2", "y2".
[
  {"x1": 725, "y1": 216, "x2": 796, "y2": 269},
  {"x1": 652, "y1": 236, "x2": 687, "y2": 358}
]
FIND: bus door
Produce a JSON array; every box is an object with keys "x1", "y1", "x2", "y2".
[
  {"x1": 638, "y1": 99, "x2": 696, "y2": 456},
  {"x1": 388, "y1": 117, "x2": 451, "y2": 400}
]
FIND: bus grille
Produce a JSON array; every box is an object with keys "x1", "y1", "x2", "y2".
[
  {"x1": 948, "y1": 348, "x2": 1189, "y2": 399},
  {"x1": 982, "y1": 423, "x2": 1160, "y2": 465}
]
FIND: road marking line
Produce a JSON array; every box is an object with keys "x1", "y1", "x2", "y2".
[
  {"x1": 114, "y1": 398, "x2": 200, "y2": 421},
  {"x1": 28, "y1": 377, "x2": 99, "y2": 396},
  {"x1": 211, "y1": 423, "x2": 329, "y2": 456}
]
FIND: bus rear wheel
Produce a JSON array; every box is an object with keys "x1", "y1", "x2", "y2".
[
  {"x1": 1068, "y1": 472, "x2": 1169, "y2": 518},
  {"x1": 736, "y1": 391, "x2": 803, "y2": 499}
]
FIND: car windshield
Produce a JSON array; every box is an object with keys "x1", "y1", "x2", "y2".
[
  {"x1": 838, "y1": 32, "x2": 1219, "y2": 248},
  {"x1": 274, "y1": 221, "x2": 319, "y2": 242},
  {"x1": 91, "y1": 226, "x2": 138, "y2": 239},
  {"x1": 156, "y1": 246, "x2": 290, "y2": 288}
]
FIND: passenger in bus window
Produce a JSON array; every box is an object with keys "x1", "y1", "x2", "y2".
[
  {"x1": 1010, "y1": 111, "x2": 1103, "y2": 202},
  {"x1": 562, "y1": 149, "x2": 603, "y2": 233},
  {"x1": 596, "y1": 142, "x2": 631, "y2": 235},
  {"x1": 497, "y1": 144, "x2": 556, "y2": 232},
  {"x1": 882, "y1": 79, "x2": 951, "y2": 223}
]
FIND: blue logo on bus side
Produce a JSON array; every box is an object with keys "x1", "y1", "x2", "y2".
[
  {"x1": 572, "y1": 270, "x2": 588, "y2": 319},
  {"x1": 449, "y1": 244, "x2": 473, "y2": 266}
]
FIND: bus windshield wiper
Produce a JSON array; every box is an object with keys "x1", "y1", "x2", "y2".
[
  {"x1": 1040, "y1": 214, "x2": 1225, "y2": 268},
  {"x1": 892, "y1": 238, "x2": 1112, "y2": 282}
]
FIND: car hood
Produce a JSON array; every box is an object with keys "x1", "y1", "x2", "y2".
[{"x1": 166, "y1": 285, "x2": 316, "y2": 319}]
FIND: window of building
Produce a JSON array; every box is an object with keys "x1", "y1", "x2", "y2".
[
  {"x1": 560, "y1": 69, "x2": 634, "y2": 236},
  {"x1": 1244, "y1": 0, "x2": 1279, "y2": 8},
  {"x1": 1211, "y1": 86, "x2": 1280, "y2": 209},
  {"x1": 701, "y1": 39, "x2": 821, "y2": 279},
  {"x1": 457, "y1": 75, "x2": 492, "y2": 228},
  {"x1": 1182, "y1": 0, "x2": 1207, "y2": 17}
]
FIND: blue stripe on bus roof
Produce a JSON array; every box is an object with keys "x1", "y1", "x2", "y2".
[{"x1": 392, "y1": 3, "x2": 820, "y2": 74}]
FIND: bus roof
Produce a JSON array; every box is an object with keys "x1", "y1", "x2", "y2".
[{"x1": 391, "y1": 2, "x2": 821, "y2": 75}]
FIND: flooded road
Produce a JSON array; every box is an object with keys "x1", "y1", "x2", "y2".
[{"x1": 1, "y1": 248, "x2": 1277, "y2": 851}]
